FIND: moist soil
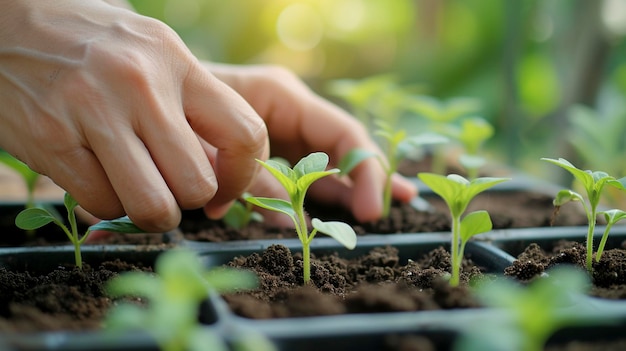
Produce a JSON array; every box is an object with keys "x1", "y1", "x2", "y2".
[
  {"x1": 180, "y1": 190, "x2": 588, "y2": 242},
  {"x1": 222, "y1": 244, "x2": 483, "y2": 319},
  {"x1": 504, "y1": 240, "x2": 626, "y2": 299},
  {"x1": 0, "y1": 259, "x2": 151, "y2": 332}
]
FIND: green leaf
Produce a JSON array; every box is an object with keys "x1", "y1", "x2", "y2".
[
  {"x1": 553, "y1": 189, "x2": 583, "y2": 207},
  {"x1": 293, "y1": 152, "x2": 330, "y2": 177},
  {"x1": 89, "y1": 216, "x2": 144, "y2": 233},
  {"x1": 311, "y1": 218, "x2": 357, "y2": 249},
  {"x1": 296, "y1": 169, "x2": 339, "y2": 193},
  {"x1": 63, "y1": 192, "x2": 79, "y2": 214},
  {"x1": 15, "y1": 207, "x2": 57, "y2": 230},
  {"x1": 541, "y1": 158, "x2": 595, "y2": 193},
  {"x1": 106, "y1": 272, "x2": 161, "y2": 299},
  {"x1": 203, "y1": 267, "x2": 258, "y2": 293},
  {"x1": 156, "y1": 250, "x2": 208, "y2": 300},
  {"x1": 258, "y1": 159, "x2": 297, "y2": 194},
  {"x1": 0, "y1": 151, "x2": 40, "y2": 192},
  {"x1": 222, "y1": 202, "x2": 248, "y2": 229},
  {"x1": 404, "y1": 132, "x2": 449, "y2": 147},
  {"x1": 338, "y1": 148, "x2": 377, "y2": 175},
  {"x1": 246, "y1": 197, "x2": 296, "y2": 218},
  {"x1": 465, "y1": 176, "x2": 510, "y2": 200},
  {"x1": 600, "y1": 209, "x2": 626, "y2": 226},
  {"x1": 460, "y1": 210, "x2": 492, "y2": 242}
]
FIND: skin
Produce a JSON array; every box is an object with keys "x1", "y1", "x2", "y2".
[{"x1": 1, "y1": 0, "x2": 416, "y2": 233}]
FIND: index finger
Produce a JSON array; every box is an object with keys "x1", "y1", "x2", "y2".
[{"x1": 183, "y1": 65, "x2": 269, "y2": 217}]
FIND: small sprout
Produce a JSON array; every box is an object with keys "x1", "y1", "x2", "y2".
[
  {"x1": 0, "y1": 151, "x2": 40, "y2": 209},
  {"x1": 341, "y1": 128, "x2": 448, "y2": 218},
  {"x1": 596, "y1": 209, "x2": 626, "y2": 262},
  {"x1": 223, "y1": 192, "x2": 263, "y2": 229},
  {"x1": 408, "y1": 96, "x2": 481, "y2": 174},
  {"x1": 246, "y1": 152, "x2": 357, "y2": 284},
  {"x1": 542, "y1": 157, "x2": 626, "y2": 272},
  {"x1": 105, "y1": 249, "x2": 263, "y2": 351},
  {"x1": 455, "y1": 117, "x2": 494, "y2": 179},
  {"x1": 457, "y1": 266, "x2": 591, "y2": 351},
  {"x1": 15, "y1": 192, "x2": 144, "y2": 269},
  {"x1": 418, "y1": 173, "x2": 509, "y2": 286}
]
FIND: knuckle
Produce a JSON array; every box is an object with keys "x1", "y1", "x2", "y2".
[{"x1": 177, "y1": 177, "x2": 218, "y2": 210}]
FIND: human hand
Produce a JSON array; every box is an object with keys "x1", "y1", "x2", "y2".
[
  {"x1": 0, "y1": 1, "x2": 268, "y2": 232},
  {"x1": 205, "y1": 63, "x2": 417, "y2": 224}
]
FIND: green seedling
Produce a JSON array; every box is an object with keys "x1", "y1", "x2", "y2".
[
  {"x1": 340, "y1": 128, "x2": 448, "y2": 218},
  {"x1": 246, "y1": 152, "x2": 357, "y2": 284},
  {"x1": 0, "y1": 151, "x2": 39, "y2": 209},
  {"x1": 408, "y1": 96, "x2": 481, "y2": 174},
  {"x1": 418, "y1": 173, "x2": 510, "y2": 286},
  {"x1": 455, "y1": 117, "x2": 494, "y2": 180},
  {"x1": 15, "y1": 192, "x2": 144, "y2": 269},
  {"x1": 223, "y1": 192, "x2": 263, "y2": 229},
  {"x1": 457, "y1": 266, "x2": 592, "y2": 351},
  {"x1": 542, "y1": 157, "x2": 626, "y2": 272},
  {"x1": 105, "y1": 249, "x2": 267, "y2": 351},
  {"x1": 597, "y1": 209, "x2": 626, "y2": 262}
]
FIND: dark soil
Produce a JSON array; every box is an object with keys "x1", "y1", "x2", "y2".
[
  {"x1": 0, "y1": 259, "x2": 151, "y2": 332},
  {"x1": 222, "y1": 244, "x2": 484, "y2": 319},
  {"x1": 180, "y1": 190, "x2": 588, "y2": 242},
  {"x1": 504, "y1": 240, "x2": 626, "y2": 299}
]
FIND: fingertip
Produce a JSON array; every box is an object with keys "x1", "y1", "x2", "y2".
[
  {"x1": 391, "y1": 174, "x2": 418, "y2": 203},
  {"x1": 203, "y1": 200, "x2": 234, "y2": 220}
]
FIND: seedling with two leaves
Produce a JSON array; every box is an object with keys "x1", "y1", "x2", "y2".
[
  {"x1": 542, "y1": 157, "x2": 626, "y2": 273},
  {"x1": 15, "y1": 192, "x2": 144, "y2": 269},
  {"x1": 418, "y1": 173, "x2": 510, "y2": 286},
  {"x1": 106, "y1": 249, "x2": 273, "y2": 351},
  {"x1": 246, "y1": 152, "x2": 357, "y2": 284}
]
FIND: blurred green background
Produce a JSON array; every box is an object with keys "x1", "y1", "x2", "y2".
[{"x1": 130, "y1": 0, "x2": 626, "y2": 183}]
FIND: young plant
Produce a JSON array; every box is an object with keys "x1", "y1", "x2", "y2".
[
  {"x1": 340, "y1": 129, "x2": 448, "y2": 218},
  {"x1": 457, "y1": 266, "x2": 592, "y2": 351},
  {"x1": 408, "y1": 96, "x2": 481, "y2": 174},
  {"x1": 418, "y1": 173, "x2": 510, "y2": 286},
  {"x1": 597, "y1": 209, "x2": 626, "y2": 262},
  {"x1": 0, "y1": 151, "x2": 40, "y2": 209},
  {"x1": 105, "y1": 249, "x2": 268, "y2": 351},
  {"x1": 455, "y1": 117, "x2": 494, "y2": 180},
  {"x1": 245, "y1": 152, "x2": 357, "y2": 284},
  {"x1": 542, "y1": 157, "x2": 626, "y2": 272},
  {"x1": 223, "y1": 192, "x2": 263, "y2": 229},
  {"x1": 14, "y1": 192, "x2": 144, "y2": 269}
]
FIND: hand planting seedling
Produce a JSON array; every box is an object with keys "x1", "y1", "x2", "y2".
[
  {"x1": 223, "y1": 192, "x2": 263, "y2": 229},
  {"x1": 246, "y1": 152, "x2": 357, "y2": 284},
  {"x1": 418, "y1": 173, "x2": 509, "y2": 286},
  {"x1": 457, "y1": 266, "x2": 592, "y2": 351},
  {"x1": 15, "y1": 192, "x2": 144, "y2": 269},
  {"x1": 542, "y1": 157, "x2": 626, "y2": 272},
  {"x1": 105, "y1": 249, "x2": 269, "y2": 351}
]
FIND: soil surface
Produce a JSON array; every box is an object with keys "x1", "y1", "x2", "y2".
[
  {"x1": 222, "y1": 244, "x2": 484, "y2": 319},
  {"x1": 0, "y1": 259, "x2": 151, "y2": 332},
  {"x1": 180, "y1": 190, "x2": 588, "y2": 242},
  {"x1": 504, "y1": 240, "x2": 626, "y2": 299}
]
